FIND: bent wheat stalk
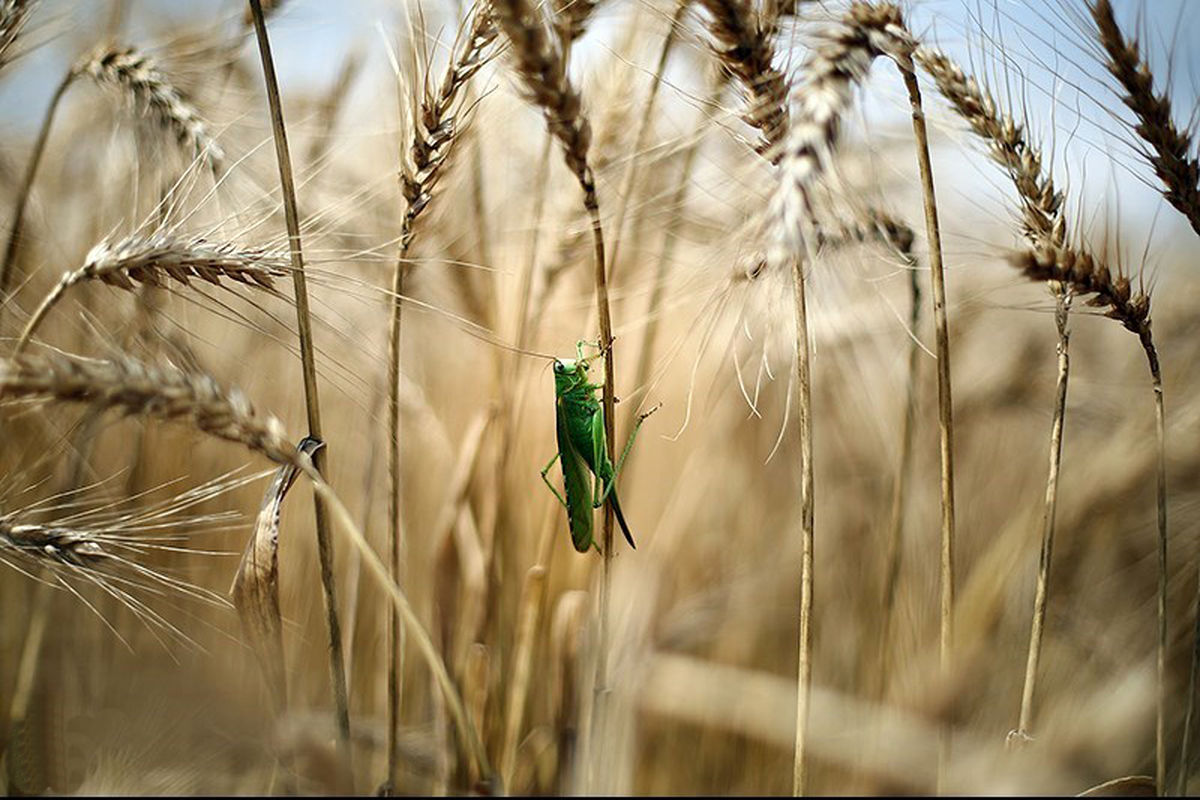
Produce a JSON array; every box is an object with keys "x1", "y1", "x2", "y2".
[
  {"x1": 0, "y1": 350, "x2": 494, "y2": 784},
  {"x1": 914, "y1": 46, "x2": 1072, "y2": 748},
  {"x1": 0, "y1": 70, "x2": 75, "y2": 307},
  {"x1": 246, "y1": 0, "x2": 351, "y2": 780}
]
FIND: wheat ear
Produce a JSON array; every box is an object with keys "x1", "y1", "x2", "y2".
[
  {"x1": 697, "y1": 0, "x2": 789, "y2": 157},
  {"x1": 14, "y1": 235, "x2": 287, "y2": 356},
  {"x1": 1090, "y1": 0, "x2": 1200, "y2": 240},
  {"x1": 0, "y1": 353, "x2": 295, "y2": 460},
  {"x1": 75, "y1": 44, "x2": 224, "y2": 172},
  {"x1": 383, "y1": 6, "x2": 497, "y2": 789}
]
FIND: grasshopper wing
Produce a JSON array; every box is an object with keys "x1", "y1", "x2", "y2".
[
  {"x1": 590, "y1": 401, "x2": 636, "y2": 549},
  {"x1": 557, "y1": 398, "x2": 595, "y2": 552}
]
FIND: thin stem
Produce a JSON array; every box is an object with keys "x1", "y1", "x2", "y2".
[
  {"x1": 587, "y1": 188, "x2": 618, "y2": 791},
  {"x1": 500, "y1": 564, "x2": 548, "y2": 788},
  {"x1": 790, "y1": 249, "x2": 815, "y2": 797},
  {"x1": 246, "y1": 0, "x2": 352, "y2": 781},
  {"x1": 898, "y1": 60, "x2": 955, "y2": 791},
  {"x1": 625, "y1": 80, "x2": 722, "y2": 435},
  {"x1": 1181, "y1": 481, "x2": 1200, "y2": 794},
  {"x1": 1015, "y1": 289, "x2": 1072, "y2": 740},
  {"x1": 13, "y1": 279, "x2": 70, "y2": 356},
  {"x1": 1143, "y1": 337, "x2": 1167, "y2": 797},
  {"x1": 877, "y1": 251, "x2": 922, "y2": 699},
  {"x1": 0, "y1": 71, "x2": 76, "y2": 314},
  {"x1": 386, "y1": 244, "x2": 409, "y2": 792}
]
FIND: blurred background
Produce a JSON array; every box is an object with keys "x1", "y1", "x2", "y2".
[{"x1": 0, "y1": 0, "x2": 1198, "y2": 794}]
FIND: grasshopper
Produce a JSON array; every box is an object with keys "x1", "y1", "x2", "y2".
[{"x1": 541, "y1": 341, "x2": 658, "y2": 553}]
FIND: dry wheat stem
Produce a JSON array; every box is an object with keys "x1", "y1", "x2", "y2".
[
  {"x1": 1017, "y1": 243, "x2": 1166, "y2": 790},
  {"x1": 492, "y1": 0, "x2": 618, "y2": 786},
  {"x1": 1089, "y1": 5, "x2": 1198, "y2": 784},
  {"x1": 915, "y1": 45, "x2": 1086, "y2": 749},
  {"x1": 861, "y1": 217, "x2": 920, "y2": 701},
  {"x1": 246, "y1": 0, "x2": 352, "y2": 781},
  {"x1": 628, "y1": 72, "x2": 728, "y2": 435},
  {"x1": 75, "y1": 44, "x2": 224, "y2": 172},
  {"x1": 767, "y1": 5, "x2": 924, "y2": 792},
  {"x1": 386, "y1": 6, "x2": 497, "y2": 786},
  {"x1": 1016, "y1": 289, "x2": 1072, "y2": 740},
  {"x1": 0, "y1": 70, "x2": 75, "y2": 308},
  {"x1": 892, "y1": 43, "x2": 958, "y2": 794},
  {"x1": 1091, "y1": 0, "x2": 1200, "y2": 240},
  {"x1": 300, "y1": 465, "x2": 497, "y2": 788},
  {"x1": 500, "y1": 564, "x2": 547, "y2": 787},
  {"x1": 1182, "y1": 523, "x2": 1200, "y2": 789},
  {"x1": 14, "y1": 235, "x2": 288, "y2": 356}
]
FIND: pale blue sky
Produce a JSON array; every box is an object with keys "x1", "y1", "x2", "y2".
[{"x1": 1, "y1": 1, "x2": 1196, "y2": 245}]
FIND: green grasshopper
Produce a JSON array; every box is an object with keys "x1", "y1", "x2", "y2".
[{"x1": 541, "y1": 341, "x2": 658, "y2": 553}]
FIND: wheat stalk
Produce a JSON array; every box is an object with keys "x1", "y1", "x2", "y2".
[
  {"x1": 765, "y1": 5, "x2": 947, "y2": 791},
  {"x1": 0, "y1": 69, "x2": 74, "y2": 308},
  {"x1": 493, "y1": 2, "x2": 619, "y2": 788},
  {"x1": 1090, "y1": 0, "x2": 1200, "y2": 240},
  {"x1": 914, "y1": 45, "x2": 1075, "y2": 751},
  {"x1": 384, "y1": 6, "x2": 498, "y2": 789},
  {"x1": 245, "y1": 0, "x2": 352, "y2": 782}
]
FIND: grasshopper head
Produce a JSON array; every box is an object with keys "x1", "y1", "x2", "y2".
[{"x1": 553, "y1": 357, "x2": 588, "y2": 391}]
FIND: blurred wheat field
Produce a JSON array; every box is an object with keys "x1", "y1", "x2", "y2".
[{"x1": 0, "y1": 0, "x2": 1198, "y2": 794}]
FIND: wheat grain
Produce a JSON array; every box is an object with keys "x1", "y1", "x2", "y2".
[
  {"x1": 1091, "y1": 0, "x2": 1200, "y2": 239},
  {"x1": 0, "y1": 353, "x2": 296, "y2": 463},
  {"x1": 698, "y1": 0, "x2": 788, "y2": 156},
  {"x1": 14, "y1": 235, "x2": 287, "y2": 356},
  {"x1": 75, "y1": 44, "x2": 224, "y2": 170},
  {"x1": 915, "y1": 47, "x2": 1064, "y2": 248}
]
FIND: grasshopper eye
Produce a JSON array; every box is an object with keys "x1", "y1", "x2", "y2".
[{"x1": 553, "y1": 361, "x2": 564, "y2": 374}]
